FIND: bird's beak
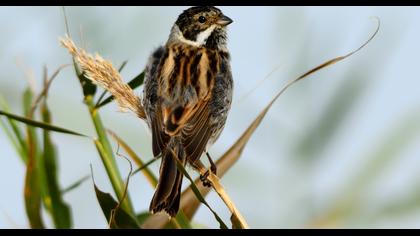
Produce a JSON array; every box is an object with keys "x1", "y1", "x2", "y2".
[{"x1": 217, "y1": 14, "x2": 233, "y2": 26}]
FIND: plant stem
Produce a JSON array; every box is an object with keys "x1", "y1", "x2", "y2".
[{"x1": 85, "y1": 95, "x2": 135, "y2": 216}]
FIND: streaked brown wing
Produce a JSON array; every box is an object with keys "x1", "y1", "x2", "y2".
[
  {"x1": 181, "y1": 100, "x2": 213, "y2": 164},
  {"x1": 151, "y1": 107, "x2": 170, "y2": 157}
]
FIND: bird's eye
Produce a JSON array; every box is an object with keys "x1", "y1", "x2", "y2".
[{"x1": 198, "y1": 16, "x2": 206, "y2": 23}]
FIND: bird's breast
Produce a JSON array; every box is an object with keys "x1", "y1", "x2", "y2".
[{"x1": 158, "y1": 44, "x2": 222, "y2": 102}]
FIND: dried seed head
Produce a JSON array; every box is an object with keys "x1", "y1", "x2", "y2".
[{"x1": 60, "y1": 36, "x2": 146, "y2": 119}]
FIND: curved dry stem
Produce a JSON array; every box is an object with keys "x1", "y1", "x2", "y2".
[
  {"x1": 109, "y1": 146, "x2": 134, "y2": 228},
  {"x1": 29, "y1": 64, "x2": 70, "y2": 117}
]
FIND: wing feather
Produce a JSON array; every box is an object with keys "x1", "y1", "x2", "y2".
[
  {"x1": 151, "y1": 108, "x2": 170, "y2": 157},
  {"x1": 181, "y1": 100, "x2": 213, "y2": 164}
]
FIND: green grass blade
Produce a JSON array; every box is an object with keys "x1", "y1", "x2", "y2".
[
  {"x1": 117, "y1": 60, "x2": 128, "y2": 73},
  {"x1": 0, "y1": 97, "x2": 27, "y2": 161},
  {"x1": 95, "y1": 71, "x2": 144, "y2": 109},
  {"x1": 61, "y1": 175, "x2": 90, "y2": 194},
  {"x1": 39, "y1": 101, "x2": 72, "y2": 228},
  {"x1": 91, "y1": 167, "x2": 140, "y2": 229},
  {"x1": 131, "y1": 158, "x2": 157, "y2": 177},
  {"x1": 22, "y1": 87, "x2": 39, "y2": 158},
  {"x1": 23, "y1": 88, "x2": 33, "y2": 117},
  {"x1": 0, "y1": 116, "x2": 23, "y2": 157},
  {"x1": 126, "y1": 71, "x2": 145, "y2": 91},
  {"x1": 24, "y1": 142, "x2": 44, "y2": 229},
  {"x1": 0, "y1": 110, "x2": 87, "y2": 137},
  {"x1": 93, "y1": 183, "x2": 140, "y2": 228},
  {"x1": 22, "y1": 88, "x2": 44, "y2": 229}
]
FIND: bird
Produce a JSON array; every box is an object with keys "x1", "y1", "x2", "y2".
[{"x1": 142, "y1": 6, "x2": 234, "y2": 217}]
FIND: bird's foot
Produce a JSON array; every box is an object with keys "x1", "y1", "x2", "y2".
[{"x1": 200, "y1": 170, "x2": 212, "y2": 187}]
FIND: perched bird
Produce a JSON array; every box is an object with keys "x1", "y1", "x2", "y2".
[{"x1": 142, "y1": 6, "x2": 234, "y2": 217}]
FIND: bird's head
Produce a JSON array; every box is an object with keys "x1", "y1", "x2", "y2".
[{"x1": 168, "y1": 6, "x2": 233, "y2": 49}]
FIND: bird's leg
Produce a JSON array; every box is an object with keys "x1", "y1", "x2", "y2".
[
  {"x1": 206, "y1": 152, "x2": 217, "y2": 176},
  {"x1": 190, "y1": 160, "x2": 212, "y2": 187}
]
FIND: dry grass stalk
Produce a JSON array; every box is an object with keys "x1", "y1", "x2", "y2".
[
  {"x1": 206, "y1": 172, "x2": 250, "y2": 229},
  {"x1": 60, "y1": 36, "x2": 146, "y2": 119}
]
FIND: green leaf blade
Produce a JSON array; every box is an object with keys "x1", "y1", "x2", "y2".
[
  {"x1": 61, "y1": 175, "x2": 90, "y2": 194},
  {"x1": 0, "y1": 96, "x2": 27, "y2": 162},
  {"x1": 23, "y1": 87, "x2": 44, "y2": 229},
  {"x1": 92, "y1": 181, "x2": 140, "y2": 229},
  {"x1": 40, "y1": 101, "x2": 72, "y2": 228},
  {"x1": 0, "y1": 110, "x2": 87, "y2": 137},
  {"x1": 24, "y1": 155, "x2": 45, "y2": 229}
]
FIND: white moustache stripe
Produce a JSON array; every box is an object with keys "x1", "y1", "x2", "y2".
[
  {"x1": 195, "y1": 24, "x2": 217, "y2": 45},
  {"x1": 174, "y1": 25, "x2": 217, "y2": 47}
]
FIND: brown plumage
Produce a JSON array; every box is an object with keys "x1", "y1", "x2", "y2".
[{"x1": 143, "y1": 6, "x2": 233, "y2": 217}]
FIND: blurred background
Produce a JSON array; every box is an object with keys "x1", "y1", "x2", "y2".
[{"x1": 1, "y1": 6, "x2": 420, "y2": 228}]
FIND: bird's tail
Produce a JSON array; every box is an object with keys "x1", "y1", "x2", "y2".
[{"x1": 149, "y1": 140, "x2": 185, "y2": 217}]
